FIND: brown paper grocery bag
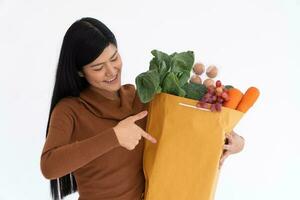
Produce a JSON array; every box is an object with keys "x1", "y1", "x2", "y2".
[{"x1": 143, "y1": 93, "x2": 244, "y2": 200}]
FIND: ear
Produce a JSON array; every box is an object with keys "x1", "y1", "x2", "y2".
[{"x1": 78, "y1": 71, "x2": 84, "y2": 77}]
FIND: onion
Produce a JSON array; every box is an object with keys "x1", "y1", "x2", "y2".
[
  {"x1": 206, "y1": 65, "x2": 218, "y2": 78},
  {"x1": 193, "y1": 63, "x2": 205, "y2": 75},
  {"x1": 190, "y1": 74, "x2": 202, "y2": 84},
  {"x1": 203, "y1": 78, "x2": 215, "y2": 87}
]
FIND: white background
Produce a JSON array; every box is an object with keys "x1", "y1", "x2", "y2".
[{"x1": 1, "y1": 0, "x2": 299, "y2": 199}]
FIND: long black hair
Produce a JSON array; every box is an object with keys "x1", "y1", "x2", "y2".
[{"x1": 45, "y1": 17, "x2": 117, "y2": 200}]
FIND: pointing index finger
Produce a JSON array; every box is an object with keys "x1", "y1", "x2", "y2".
[{"x1": 141, "y1": 131, "x2": 157, "y2": 144}]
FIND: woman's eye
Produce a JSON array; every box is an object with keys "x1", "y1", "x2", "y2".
[
  {"x1": 95, "y1": 67, "x2": 103, "y2": 71},
  {"x1": 111, "y1": 56, "x2": 118, "y2": 61}
]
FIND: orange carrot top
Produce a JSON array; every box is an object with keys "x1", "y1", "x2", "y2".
[{"x1": 236, "y1": 87, "x2": 260, "y2": 113}]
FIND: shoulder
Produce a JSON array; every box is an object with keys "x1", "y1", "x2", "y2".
[
  {"x1": 49, "y1": 97, "x2": 79, "y2": 128},
  {"x1": 52, "y1": 96, "x2": 81, "y2": 117},
  {"x1": 122, "y1": 83, "x2": 136, "y2": 91},
  {"x1": 121, "y1": 83, "x2": 139, "y2": 100}
]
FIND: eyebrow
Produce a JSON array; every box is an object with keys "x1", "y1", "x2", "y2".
[{"x1": 90, "y1": 50, "x2": 118, "y2": 68}]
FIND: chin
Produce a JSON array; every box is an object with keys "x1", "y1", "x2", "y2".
[
  {"x1": 110, "y1": 83, "x2": 121, "y2": 91},
  {"x1": 102, "y1": 81, "x2": 121, "y2": 91}
]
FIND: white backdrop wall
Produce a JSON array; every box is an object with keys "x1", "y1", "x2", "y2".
[{"x1": 0, "y1": 0, "x2": 299, "y2": 199}]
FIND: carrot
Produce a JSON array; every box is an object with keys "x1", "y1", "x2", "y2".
[
  {"x1": 223, "y1": 88, "x2": 244, "y2": 109},
  {"x1": 236, "y1": 87, "x2": 260, "y2": 113}
]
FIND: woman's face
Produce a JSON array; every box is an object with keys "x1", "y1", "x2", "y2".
[{"x1": 79, "y1": 43, "x2": 122, "y2": 94}]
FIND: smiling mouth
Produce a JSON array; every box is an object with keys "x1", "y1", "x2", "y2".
[{"x1": 104, "y1": 74, "x2": 118, "y2": 83}]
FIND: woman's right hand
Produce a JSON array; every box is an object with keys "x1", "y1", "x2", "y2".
[{"x1": 113, "y1": 110, "x2": 157, "y2": 150}]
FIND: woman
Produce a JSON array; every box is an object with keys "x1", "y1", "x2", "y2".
[{"x1": 40, "y1": 17, "x2": 244, "y2": 200}]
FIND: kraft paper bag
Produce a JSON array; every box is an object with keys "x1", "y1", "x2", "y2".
[{"x1": 143, "y1": 92, "x2": 244, "y2": 200}]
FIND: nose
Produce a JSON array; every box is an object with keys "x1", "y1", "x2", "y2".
[{"x1": 105, "y1": 62, "x2": 117, "y2": 77}]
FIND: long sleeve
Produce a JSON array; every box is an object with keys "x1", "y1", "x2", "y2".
[
  {"x1": 144, "y1": 102, "x2": 150, "y2": 111},
  {"x1": 135, "y1": 102, "x2": 150, "y2": 131},
  {"x1": 40, "y1": 100, "x2": 121, "y2": 180}
]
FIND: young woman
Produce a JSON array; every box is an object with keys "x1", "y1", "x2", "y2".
[{"x1": 40, "y1": 17, "x2": 244, "y2": 200}]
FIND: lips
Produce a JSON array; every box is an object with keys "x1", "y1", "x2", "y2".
[{"x1": 104, "y1": 74, "x2": 118, "y2": 83}]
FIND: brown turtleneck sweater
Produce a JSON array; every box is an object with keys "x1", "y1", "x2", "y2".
[{"x1": 40, "y1": 84, "x2": 148, "y2": 200}]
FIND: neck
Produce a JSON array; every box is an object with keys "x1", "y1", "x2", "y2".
[{"x1": 89, "y1": 85, "x2": 120, "y2": 101}]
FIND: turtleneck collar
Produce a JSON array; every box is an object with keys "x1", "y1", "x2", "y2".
[{"x1": 79, "y1": 84, "x2": 139, "y2": 120}]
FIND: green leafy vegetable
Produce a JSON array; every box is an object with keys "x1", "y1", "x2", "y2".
[
  {"x1": 225, "y1": 85, "x2": 234, "y2": 89},
  {"x1": 135, "y1": 69, "x2": 161, "y2": 103},
  {"x1": 149, "y1": 50, "x2": 171, "y2": 83},
  {"x1": 161, "y1": 72, "x2": 186, "y2": 97},
  {"x1": 135, "y1": 50, "x2": 196, "y2": 103},
  {"x1": 182, "y1": 82, "x2": 207, "y2": 100}
]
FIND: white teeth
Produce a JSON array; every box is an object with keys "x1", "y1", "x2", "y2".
[{"x1": 105, "y1": 75, "x2": 117, "y2": 83}]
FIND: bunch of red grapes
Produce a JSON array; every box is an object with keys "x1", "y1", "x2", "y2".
[{"x1": 196, "y1": 80, "x2": 230, "y2": 112}]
